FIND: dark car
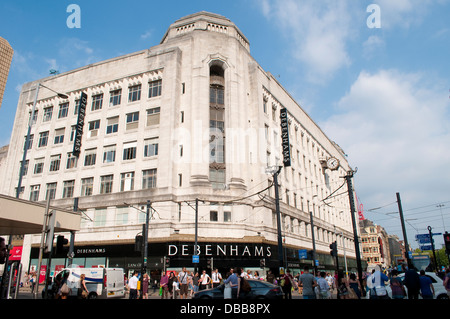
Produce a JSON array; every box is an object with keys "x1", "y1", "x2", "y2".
[{"x1": 193, "y1": 279, "x2": 284, "y2": 299}]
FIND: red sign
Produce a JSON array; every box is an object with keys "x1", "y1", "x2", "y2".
[
  {"x1": 39, "y1": 265, "x2": 47, "y2": 284},
  {"x1": 9, "y1": 246, "x2": 23, "y2": 261}
]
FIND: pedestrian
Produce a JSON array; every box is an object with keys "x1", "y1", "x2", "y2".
[
  {"x1": 224, "y1": 267, "x2": 239, "y2": 299},
  {"x1": 172, "y1": 277, "x2": 179, "y2": 299},
  {"x1": 254, "y1": 271, "x2": 260, "y2": 280},
  {"x1": 326, "y1": 272, "x2": 334, "y2": 292},
  {"x1": 199, "y1": 270, "x2": 211, "y2": 290},
  {"x1": 160, "y1": 271, "x2": 170, "y2": 299},
  {"x1": 224, "y1": 272, "x2": 232, "y2": 299},
  {"x1": 168, "y1": 272, "x2": 175, "y2": 298},
  {"x1": 212, "y1": 268, "x2": 222, "y2": 288},
  {"x1": 317, "y1": 271, "x2": 330, "y2": 299},
  {"x1": 192, "y1": 272, "x2": 199, "y2": 294},
  {"x1": 419, "y1": 270, "x2": 434, "y2": 299},
  {"x1": 266, "y1": 270, "x2": 275, "y2": 284},
  {"x1": 299, "y1": 266, "x2": 317, "y2": 299},
  {"x1": 128, "y1": 271, "x2": 139, "y2": 299},
  {"x1": 389, "y1": 269, "x2": 406, "y2": 299},
  {"x1": 337, "y1": 271, "x2": 349, "y2": 299},
  {"x1": 281, "y1": 269, "x2": 294, "y2": 299},
  {"x1": 178, "y1": 267, "x2": 189, "y2": 299},
  {"x1": 237, "y1": 267, "x2": 251, "y2": 299},
  {"x1": 60, "y1": 272, "x2": 71, "y2": 299},
  {"x1": 142, "y1": 273, "x2": 149, "y2": 299},
  {"x1": 369, "y1": 265, "x2": 389, "y2": 299},
  {"x1": 0, "y1": 237, "x2": 6, "y2": 265},
  {"x1": 403, "y1": 267, "x2": 421, "y2": 299},
  {"x1": 79, "y1": 274, "x2": 89, "y2": 299},
  {"x1": 443, "y1": 268, "x2": 450, "y2": 298},
  {"x1": 348, "y1": 273, "x2": 361, "y2": 299}
]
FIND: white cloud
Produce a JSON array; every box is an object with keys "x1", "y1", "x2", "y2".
[
  {"x1": 362, "y1": 35, "x2": 385, "y2": 60},
  {"x1": 320, "y1": 69, "x2": 450, "y2": 209},
  {"x1": 259, "y1": 0, "x2": 354, "y2": 83}
]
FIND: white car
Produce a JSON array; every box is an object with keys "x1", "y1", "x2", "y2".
[{"x1": 386, "y1": 272, "x2": 449, "y2": 300}]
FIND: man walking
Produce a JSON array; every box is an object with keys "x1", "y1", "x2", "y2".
[
  {"x1": 299, "y1": 266, "x2": 317, "y2": 299},
  {"x1": 178, "y1": 267, "x2": 189, "y2": 299},
  {"x1": 128, "y1": 271, "x2": 139, "y2": 299}
]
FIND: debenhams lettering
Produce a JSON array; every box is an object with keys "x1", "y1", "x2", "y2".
[
  {"x1": 168, "y1": 244, "x2": 272, "y2": 257},
  {"x1": 76, "y1": 248, "x2": 106, "y2": 254}
]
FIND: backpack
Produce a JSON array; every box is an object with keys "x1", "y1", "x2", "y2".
[{"x1": 241, "y1": 278, "x2": 251, "y2": 292}]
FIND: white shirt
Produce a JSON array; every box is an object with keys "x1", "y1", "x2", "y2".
[
  {"x1": 212, "y1": 272, "x2": 222, "y2": 283},
  {"x1": 129, "y1": 275, "x2": 139, "y2": 289}
]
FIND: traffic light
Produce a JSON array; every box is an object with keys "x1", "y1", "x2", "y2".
[
  {"x1": 444, "y1": 232, "x2": 450, "y2": 254},
  {"x1": 329, "y1": 241, "x2": 338, "y2": 257},
  {"x1": 165, "y1": 257, "x2": 170, "y2": 267},
  {"x1": 135, "y1": 235, "x2": 143, "y2": 252},
  {"x1": 56, "y1": 235, "x2": 68, "y2": 254}
]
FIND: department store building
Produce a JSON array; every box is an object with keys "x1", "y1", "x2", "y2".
[{"x1": 1, "y1": 12, "x2": 363, "y2": 279}]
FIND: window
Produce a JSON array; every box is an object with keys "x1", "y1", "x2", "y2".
[
  {"x1": 126, "y1": 112, "x2": 139, "y2": 130},
  {"x1": 24, "y1": 134, "x2": 33, "y2": 150},
  {"x1": 128, "y1": 84, "x2": 141, "y2": 102},
  {"x1": 146, "y1": 107, "x2": 160, "y2": 126},
  {"x1": 58, "y1": 102, "x2": 69, "y2": 118},
  {"x1": 106, "y1": 116, "x2": 119, "y2": 134},
  {"x1": 91, "y1": 94, "x2": 103, "y2": 111},
  {"x1": 29, "y1": 110, "x2": 38, "y2": 125},
  {"x1": 43, "y1": 106, "x2": 53, "y2": 122},
  {"x1": 148, "y1": 80, "x2": 162, "y2": 98},
  {"x1": 210, "y1": 168, "x2": 225, "y2": 189},
  {"x1": 46, "y1": 183, "x2": 57, "y2": 200},
  {"x1": 70, "y1": 125, "x2": 76, "y2": 142},
  {"x1": 63, "y1": 180, "x2": 75, "y2": 198},
  {"x1": 210, "y1": 211, "x2": 218, "y2": 222},
  {"x1": 38, "y1": 131, "x2": 49, "y2": 147},
  {"x1": 120, "y1": 172, "x2": 134, "y2": 191},
  {"x1": 49, "y1": 154, "x2": 61, "y2": 172},
  {"x1": 263, "y1": 98, "x2": 267, "y2": 114},
  {"x1": 94, "y1": 208, "x2": 106, "y2": 227},
  {"x1": 88, "y1": 120, "x2": 100, "y2": 138},
  {"x1": 103, "y1": 145, "x2": 116, "y2": 163},
  {"x1": 19, "y1": 160, "x2": 29, "y2": 176},
  {"x1": 81, "y1": 177, "x2": 94, "y2": 196},
  {"x1": 84, "y1": 148, "x2": 97, "y2": 166},
  {"x1": 30, "y1": 185, "x2": 40, "y2": 202},
  {"x1": 109, "y1": 89, "x2": 121, "y2": 106},
  {"x1": 100, "y1": 175, "x2": 113, "y2": 194},
  {"x1": 210, "y1": 86, "x2": 224, "y2": 105},
  {"x1": 224, "y1": 211, "x2": 232, "y2": 222},
  {"x1": 34, "y1": 158, "x2": 44, "y2": 174},
  {"x1": 143, "y1": 138, "x2": 158, "y2": 157},
  {"x1": 66, "y1": 153, "x2": 78, "y2": 169},
  {"x1": 54, "y1": 128, "x2": 65, "y2": 145},
  {"x1": 142, "y1": 169, "x2": 157, "y2": 189},
  {"x1": 123, "y1": 142, "x2": 137, "y2": 160},
  {"x1": 209, "y1": 108, "x2": 225, "y2": 164}
]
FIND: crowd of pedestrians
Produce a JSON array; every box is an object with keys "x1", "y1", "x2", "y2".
[{"x1": 119, "y1": 264, "x2": 450, "y2": 300}]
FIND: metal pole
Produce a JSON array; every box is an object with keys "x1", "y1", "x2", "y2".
[
  {"x1": 345, "y1": 171, "x2": 364, "y2": 293},
  {"x1": 194, "y1": 198, "x2": 198, "y2": 274},
  {"x1": 33, "y1": 194, "x2": 51, "y2": 299},
  {"x1": 274, "y1": 167, "x2": 284, "y2": 272},
  {"x1": 310, "y1": 211, "x2": 318, "y2": 275},
  {"x1": 396, "y1": 192, "x2": 412, "y2": 269},
  {"x1": 428, "y1": 226, "x2": 438, "y2": 272}
]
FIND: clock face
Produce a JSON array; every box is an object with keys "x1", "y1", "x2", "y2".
[{"x1": 327, "y1": 157, "x2": 339, "y2": 170}]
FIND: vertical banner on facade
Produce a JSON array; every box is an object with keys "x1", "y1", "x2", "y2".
[
  {"x1": 73, "y1": 92, "x2": 87, "y2": 157},
  {"x1": 280, "y1": 107, "x2": 291, "y2": 167}
]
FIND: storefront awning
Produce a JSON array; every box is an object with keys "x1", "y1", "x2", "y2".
[{"x1": 0, "y1": 194, "x2": 81, "y2": 235}]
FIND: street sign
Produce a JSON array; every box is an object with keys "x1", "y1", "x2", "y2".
[
  {"x1": 419, "y1": 245, "x2": 433, "y2": 251},
  {"x1": 192, "y1": 255, "x2": 199, "y2": 263},
  {"x1": 298, "y1": 249, "x2": 308, "y2": 259},
  {"x1": 416, "y1": 234, "x2": 430, "y2": 240}
]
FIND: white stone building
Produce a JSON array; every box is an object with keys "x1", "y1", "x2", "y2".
[{"x1": 1, "y1": 12, "x2": 360, "y2": 277}]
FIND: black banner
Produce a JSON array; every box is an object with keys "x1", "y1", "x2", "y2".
[
  {"x1": 280, "y1": 108, "x2": 291, "y2": 167},
  {"x1": 73, "y1": 92, "x2": 87, "y2": 157}
]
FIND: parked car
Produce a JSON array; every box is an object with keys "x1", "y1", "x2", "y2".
[
  {"x1": 386, "y1": 272, "x2": 449, "y2": 299},
  {"x1": 193, "y1": 279, "x2": 284, "y2": 299}
]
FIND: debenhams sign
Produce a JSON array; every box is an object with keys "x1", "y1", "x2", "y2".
[{"x1": 168, "y1": 243, "x2": 272, "y2": 258}]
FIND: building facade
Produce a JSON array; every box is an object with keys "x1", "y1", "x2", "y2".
[
  {"x1": 360, "y1": 219, "x2": 391, "y2": 269},
  {"x1": 0, "y1": 37, "x2": 14, "y2": 109},
  {"x1": 1, "y1": 12, "x2": 360, "y2": 279}
]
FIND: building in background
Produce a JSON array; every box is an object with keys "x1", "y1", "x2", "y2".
[
  {"x1": 360, "y1": 219, "x2": 391, "y2": 269},
  {"x1": 1, "y1": 12, "x2": 361, "y2": 279},
  {"x1": 0, "y1": 37, "x2": 14, "y2": 109}
]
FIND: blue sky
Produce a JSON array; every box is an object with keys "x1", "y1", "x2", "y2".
[{"x1": 1, "y1": 0, "x2": 449, "y2": 251}]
